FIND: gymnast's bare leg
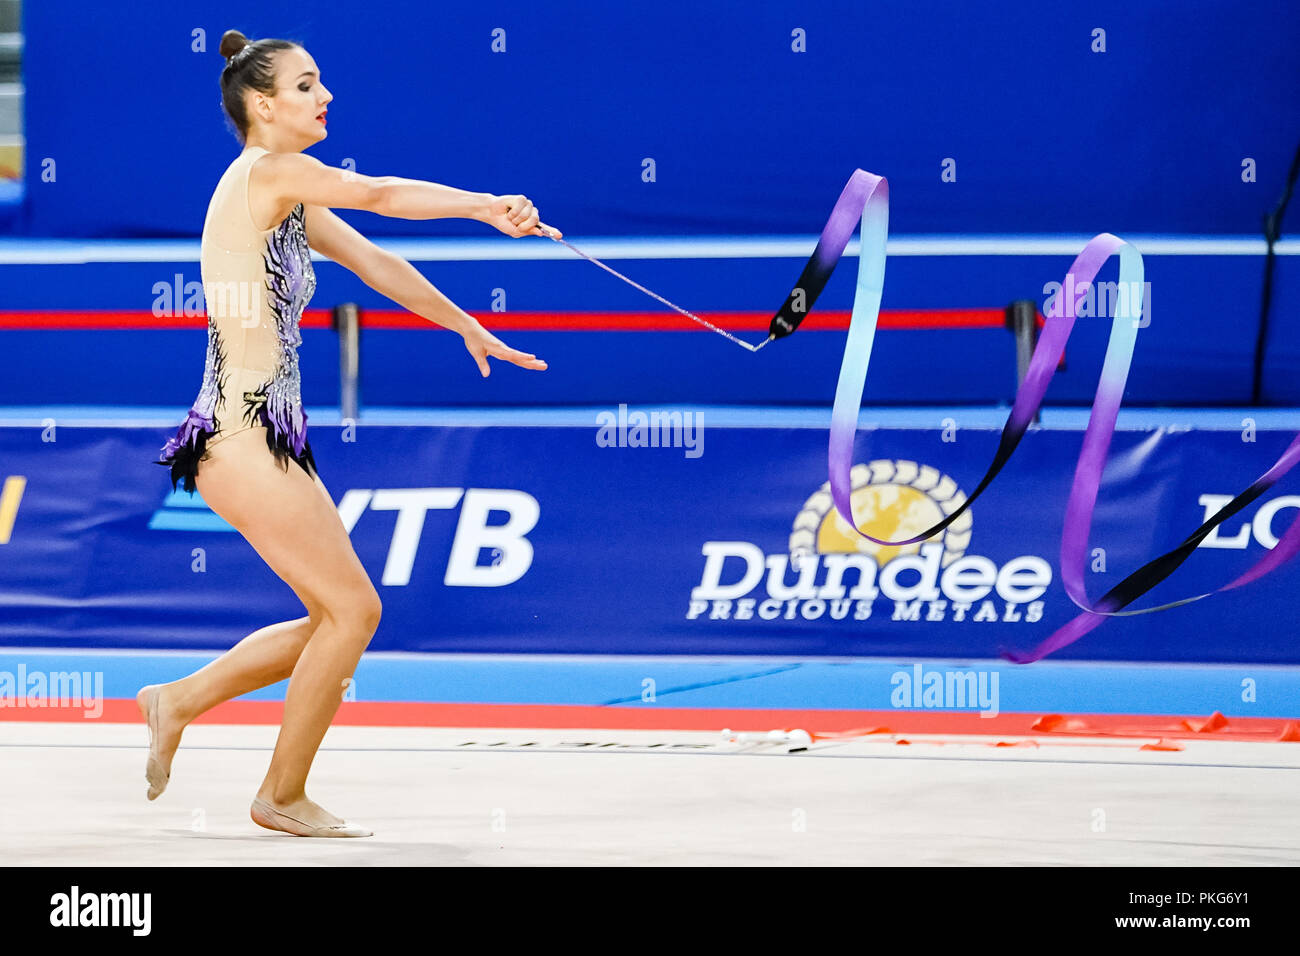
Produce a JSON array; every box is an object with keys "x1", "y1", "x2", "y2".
[
  {"x1": 140, "y1": 426, "x2": 380, "y2": 831},
  {"x1": 133, "y1": 447, "x2": 332, "y2": 790}
]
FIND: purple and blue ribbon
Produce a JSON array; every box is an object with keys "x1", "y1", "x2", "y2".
[{"x1": 777, "y1": 168, "x2": 1300, "y2": 662}]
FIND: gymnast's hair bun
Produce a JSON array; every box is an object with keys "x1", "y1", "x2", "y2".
[{"x1": 219, "y1": 30, "x2": 249, "y2": 59}]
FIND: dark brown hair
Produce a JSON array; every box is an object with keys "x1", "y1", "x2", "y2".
[{"x1": 218, "y1": 29, "x2": 301, "y2": 144}]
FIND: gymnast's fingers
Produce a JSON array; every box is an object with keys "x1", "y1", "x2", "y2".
[
  {"x1": 493, "y1": 342, "x2": 547, "y2": 370},
  {"x1": 510, "y1": 198, "x2": 533, "y2": 226}
]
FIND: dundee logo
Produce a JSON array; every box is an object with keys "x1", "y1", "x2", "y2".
[
  {"x1": 688, "y1": 460, "x2": 1049, "y2": 625},
  {"x1": 789, "y1": 459, "x2": 971, "y2": 571}
]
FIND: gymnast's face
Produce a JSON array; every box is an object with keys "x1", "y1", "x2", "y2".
[{"x1": 254, "y1": 46, "x2": 333, "y2": 148}]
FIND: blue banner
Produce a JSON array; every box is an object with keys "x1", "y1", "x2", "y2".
[
  {"x1": 1, "y1": 420, "x2": 1297, "y2": 662},
  {"x1": 11, "y1": 1, "x2": 1299, "y2": 238}
]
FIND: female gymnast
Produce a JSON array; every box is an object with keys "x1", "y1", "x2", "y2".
[{"x1": 140, "y1": 29, "x2": 559, "y2": 837}]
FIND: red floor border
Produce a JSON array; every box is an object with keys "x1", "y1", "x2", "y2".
[{"x1": 2, "y1": 699, "x2": 1298, "y2": 741}]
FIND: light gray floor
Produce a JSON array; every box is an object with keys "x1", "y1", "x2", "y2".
[{"x1": 2, "y1": 722, "x2": 1297, "y2": 866}]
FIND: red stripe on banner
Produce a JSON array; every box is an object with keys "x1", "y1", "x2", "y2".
[
  {"x1": 5, "y1": 700, "x2": 1298, "y2": 740},
  {"x1": 0, "y1": 308, "x2": 1023, "y2": 332}
]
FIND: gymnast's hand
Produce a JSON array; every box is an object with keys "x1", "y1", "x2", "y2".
[
  {"x1": 462, "y1": 324, "x2": 547, "y2": 377},
  {"x1": 482, "y1": 193, "x2": 562, "y2": 239}
]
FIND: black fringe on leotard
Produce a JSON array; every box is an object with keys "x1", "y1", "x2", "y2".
[
  {"x1": 153, "y1": 429, "x2": 210, "y2": 495},
  {"x1": 154, "y1": 408, "x2": 218, "y2": 495},
  {"x1": 155, "y1": 414, "x2": 318, "y2": 496},
  {"x1": 153, "y1": 425, "x2": 317, "y2": 495},
  {"x1": 244, "y1": 385, "x2": 319, "y2": 482},
  {"x1": 262, "y1": 422, "x2": 319, "y2": 483}
]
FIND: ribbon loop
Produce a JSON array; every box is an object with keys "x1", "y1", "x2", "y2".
[{"x1": 547, "y1": 169, "x2": 1300, "y2": 662}]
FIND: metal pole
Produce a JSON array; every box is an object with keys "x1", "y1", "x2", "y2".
[
  {"x1": 332, "y1": 302, "x2": 361, "y2": 422},
  {"x1": 1004, "y1": 299, "x2": 1039, "y2": 424}
]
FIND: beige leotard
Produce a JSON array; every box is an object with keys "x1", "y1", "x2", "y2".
[{"x1": 155, "y1": 146, "x2": 319, "y2": 493}]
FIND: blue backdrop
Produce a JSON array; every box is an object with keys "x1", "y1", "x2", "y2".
[
  {"x1": 5, "y1": 0, "x2": 1298, "y2": 237},
  {"x1": 4, "y1": 1, "x2": 1298, "y2": 406}
]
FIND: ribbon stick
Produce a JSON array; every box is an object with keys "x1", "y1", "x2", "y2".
[{"x1": 541, "y1": 228, "x2": 775, "y2": 352}]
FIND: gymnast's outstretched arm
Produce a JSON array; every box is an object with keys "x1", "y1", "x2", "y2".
[
  {"x1": 275, "y1": 158, "x2": 551, "y2": 376},
  {"x1": 251, "y1": 149, "x2": 561, "y2": 237}
]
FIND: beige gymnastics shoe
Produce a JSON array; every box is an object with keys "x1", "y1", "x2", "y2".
[
  {"x1": 136, "y1": 684, "x2": 169, "y2": 801},
  {"x1": 250, "y1": 797, "x2": 374, "y2": 838}
]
